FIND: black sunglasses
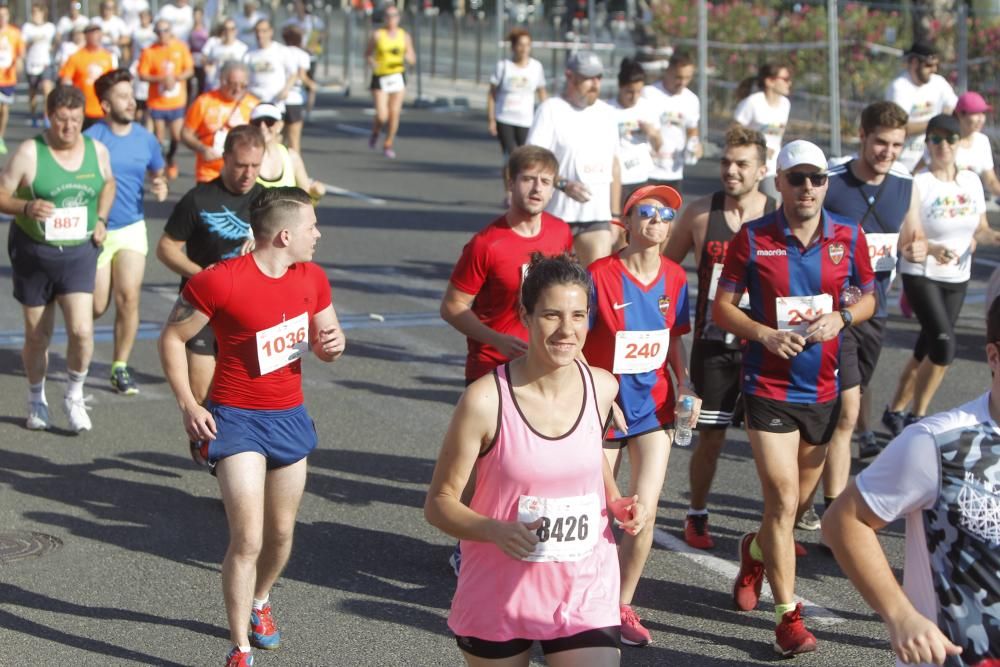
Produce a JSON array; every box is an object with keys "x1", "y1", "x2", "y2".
[
  {"x1": 928, "y1": 133, "x2": 959, "y2": 145},
  {"x1": 251, "y1": 117, "x2": 279, "y2": 127},
  {"x1": 785, "y1": 172, "x2": 828, "y2": 187}
]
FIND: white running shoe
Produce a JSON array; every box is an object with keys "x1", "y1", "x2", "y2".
[
  {"x1": 63, "y1": 395, "x2": 92, "y2": 432},
  {"x1": 26, "y1": 400, "x2": 50, "y2": 430}
]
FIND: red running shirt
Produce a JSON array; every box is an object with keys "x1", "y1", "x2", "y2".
[
  {"x1": 449, "y1": 212, "x2": 573, "y2": 381},
  {"x1": 183, "y1": 254, "x2": 332, "y2": 410}
]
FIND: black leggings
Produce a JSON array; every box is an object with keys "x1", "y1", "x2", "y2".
[
  {"x1": 901, "y1": 274, "x2": 968, "y2": 365},
  {"x1": 496, "y1": 121, "x2": 529, "y2": 158}
]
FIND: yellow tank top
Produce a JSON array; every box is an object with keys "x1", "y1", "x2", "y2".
[
  {"x1": 373, "y1": 28, "x2": 406, "y2": 76},
  {"x1": 257, "y1": 143, "x2": 298, "y2": 189}
]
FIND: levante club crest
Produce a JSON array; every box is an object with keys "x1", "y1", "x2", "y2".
[
  {"x1": 828, "y1": 242, "x2": 845, "y2": 265},
  {"x1": 658, "y1": 295, "x2": 671, "y2": 315}
]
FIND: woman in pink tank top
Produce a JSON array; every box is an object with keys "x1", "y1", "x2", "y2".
[{"x1": 426, "y1": 253, "x2": 648, "y2": 666}]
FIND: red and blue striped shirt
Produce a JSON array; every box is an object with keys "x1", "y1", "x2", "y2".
[{"x1": 718, "y1": 209, "x2": 875, "y2": 404}]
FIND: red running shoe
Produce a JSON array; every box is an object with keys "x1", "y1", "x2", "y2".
[
  {"x1": 619, "y1": 604, "x2": 652, "y2": 647},
  {"x1": 733, "y1": 532, "x2": 765, "y2": 611},
  {"x1": 249, "y1": 603, "x2": 281, "y2": 649},
  {"x1": 225, "y1": 647, "x2": 253, "y2": 666},
  {"x1": 774, "y1": 602, "x2": 817, "y2": 656},
  {"x1": 795, "y1": 541, "x2": 807, "y2": 557},
  {"x1": 684, "y1": 513, "x2": 715, "y2": 550},
  {"x1": 190, "y1": 440, "x2": 210, "y2": 467}
]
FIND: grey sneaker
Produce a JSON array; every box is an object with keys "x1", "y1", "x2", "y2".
[
  {"x1": 26, "y1": 400, "x2": 50, "y2": 430},
  {"x1": 796, "y1": 507, "x2": 821, "y2": 531},
  {"x1": 63, "y1": 395, "x2": 92, "y2": 433},
  {"x1": 857, "y1": 431, "x2": 882, "y2": 459},
  {"x1": 110, "y1": 366, "x2": 139, "y2": 395}
]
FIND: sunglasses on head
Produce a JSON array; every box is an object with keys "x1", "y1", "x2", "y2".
[
  {"x1": 635, "y1": 204, "x2": 676, "y2": 221},
  {"x1": 928, "y1": 133, "x2": 959, "y2": 145},
  {"x1": 251, "y1": 117, "x2": 279, "y2": 127},
  {"x1": 785, "y1": 172, "x2": 828, "y2": 187}
]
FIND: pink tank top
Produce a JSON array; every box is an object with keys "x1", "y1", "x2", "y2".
[{"x1": 448, "y1": 360, "x2": 621, "y2": 641}]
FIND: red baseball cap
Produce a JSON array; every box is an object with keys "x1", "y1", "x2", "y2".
[
  {"x1": 955, "y1": 91, "x2": 993, "y2": 114},
  {"x1": 623, "y1": 184, "x2": 683, "y2": 216}
]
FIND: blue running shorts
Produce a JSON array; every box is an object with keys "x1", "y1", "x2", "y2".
[{"x1": 207, "y1": 402, "x2": 317, "y2": 469}]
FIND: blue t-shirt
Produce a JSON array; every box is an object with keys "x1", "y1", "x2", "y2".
[
  {"x1": 84, "y1": 122, "x2": 164, "y2": 230},
  {"x1": 825, "y1": 158, "x2": 913, "y2": 319}
]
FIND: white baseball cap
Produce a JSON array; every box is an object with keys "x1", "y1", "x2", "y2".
[
  {"x1": 776, "y1": 140, "x2": 828, "y2": 172},
  {"x1": 250, "y1": 103, "x2": 282, "y2": 122}
]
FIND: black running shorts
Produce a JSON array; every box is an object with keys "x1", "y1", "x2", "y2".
[
  {"x1": 744, "y1": 393, "x2": 840, "y2": 446},
  {"x1": 838, "y1": 318, "x2": 885, "y2": 391},
  {"x1": 9, "y1": 223, "x2": 99, "y2": 306},
  {"x1": 455, "y1": 626, "x2": 621, "y2": 660},
  {"x1": 691, "y1": 339, "x2": 742, "y2": 430}
]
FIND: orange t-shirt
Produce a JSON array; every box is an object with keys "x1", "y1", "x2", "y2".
[
  {"x1": 184, "y1": 89, "x2": 260, "y2": 182},
  {"x1": 0, "y1": 25, "x2": 24, "y2": 87},
  {"x1": 138, "y1": 38, "x2": 194, "y2": 111},
  {"x1": 59, "y1": 47, "x2": 115, "y2": 118}
]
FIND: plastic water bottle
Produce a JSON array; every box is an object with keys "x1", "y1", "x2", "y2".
[
  {"x1": 675, "y1": 396, "x2": 695, "y2": 447},
  {"x1": 684, "y1": 136, "x2": 701, "y2": 166}
]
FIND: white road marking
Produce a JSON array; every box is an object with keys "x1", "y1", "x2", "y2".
[
  {"x1": 652, "y1": 527, "x2": 847, "y2": 627},
  {"x1": 320, "y1": 182, "x2": 387, "y2": 206},
  {"x1": 335, "y1": 123, "x2": 373, "y2": 136}
]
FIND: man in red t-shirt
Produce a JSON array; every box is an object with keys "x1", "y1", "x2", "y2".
[
  {"x1": 439, "y1": 145, "x2": 571, "y2": 576},
  {"x1": 158, "y1": 186, "x2": 345, "y2": 667},
  {"x1": 441, "y1": 145, "x2": 572, "y2": 384}
]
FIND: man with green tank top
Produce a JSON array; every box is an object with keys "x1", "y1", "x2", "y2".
[{"x1": 0, "y1": 85, "x2": 114, "y2": 432}]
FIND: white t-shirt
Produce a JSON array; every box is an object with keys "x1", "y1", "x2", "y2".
[
  {"x1": 121, "y1": 0, "x2": 150, "y2": 31},
  {"x1": 857, "y1": 392, "x2": 1000, "y2": 667},
  {"x1": 202, "y1": 37, "x2": 248, "y2": 90},
  {"x1": 235, "y1": 10, "x2": 267, "y2": 47},
  {"x1": 899, "y1": 169, "x2": 986, "y2": 282},
  {"x1": 641, "y1": 81, "x2": 700, "y2": 181},
  {"x1": 21, "y1": 21, "x2": 55, "y2": 75},
  {"x1": 733, "y1": 90, "x2": 790, "y2": 176},
  {"x1": 92, "y1": 15, "x2": 128, "y2": 49},
  {"x1": 284, "y1": 45, "x2": 311, "y2": 106},
  {"x1": 489, "y1": 58, "x2": 546, "y2": 129},
  {"x1": 156, "y1": 3, "x2": 194, "y2": 43},
  {"x1": 610, "y1": 97, "x2": 658, "y2": 185},
  {"x1": 527, "y1": 96, "x2": 619, "y2": 223},
  {"x1": 886, "y1": 72, "x2": 958, "y2": 172},
  {"x1": 55, "y1": 14, "x2": 88, "y2": 40},
  {"x1": 957, "y1": 132, "x2": 995, "y2": 175},
  {"x1": 56, "y1": 40, "x2": 79, "y2": 68},
  {"x1": 244, "y1": 42, "x2": 293, "y2": 105},
  {"x1": 282, "y1": 14, "x2": 324, "y2": 59}
]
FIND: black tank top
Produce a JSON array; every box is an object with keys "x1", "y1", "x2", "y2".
[{"x1": 694, "y1": 191, "x2": 776, "y2": 345}]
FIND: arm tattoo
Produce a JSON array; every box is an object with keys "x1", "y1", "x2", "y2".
[{"x1": 167, "y1": 295, "x2": 197, "y2": 323}]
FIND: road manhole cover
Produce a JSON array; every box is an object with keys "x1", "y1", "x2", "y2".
[{"x1": 0, "y1": 531, "x2": 63, "y2": 565}]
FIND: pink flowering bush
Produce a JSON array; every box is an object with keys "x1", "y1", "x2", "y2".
[{"x1": 651, "y1": 0, "x2": 1000, "y2": 135}]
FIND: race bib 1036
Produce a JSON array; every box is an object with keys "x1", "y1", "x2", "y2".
[{"x1": 255, "y1": 311, "x2": 309, "y2": 375}]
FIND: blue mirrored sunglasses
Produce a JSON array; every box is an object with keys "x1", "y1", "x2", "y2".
[{"x1": 635, "y1": 203, "x2": 676, "y2": 221}]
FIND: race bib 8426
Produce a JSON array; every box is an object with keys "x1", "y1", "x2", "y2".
[{"x1": 517, "y1": 493, "x2": 600, "y2": 563}]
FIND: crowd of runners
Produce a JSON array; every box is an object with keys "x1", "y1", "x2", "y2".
[{"x1": 1, "y1": 1, "x2": 998, "y2": 665}]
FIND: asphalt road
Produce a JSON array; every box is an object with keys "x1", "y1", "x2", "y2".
[{"x1": 0, "y1": 91, "x2": 997, "y2": 667}]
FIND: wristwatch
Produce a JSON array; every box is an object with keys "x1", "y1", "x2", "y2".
[
  {"x1": 556, "y1": 178, "x2": 568, "y2": 192},
  {"x1": 839, "y1": 309, "x2": 853, "y2": 328}
]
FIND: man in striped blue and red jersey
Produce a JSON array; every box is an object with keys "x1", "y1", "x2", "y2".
[{"x1": 713, "y1": 140, "x2": 876, "y2": 657}]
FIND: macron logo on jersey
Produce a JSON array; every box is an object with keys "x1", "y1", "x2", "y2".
[{"x1": 756, "y1": 249, "x2": 787, "y2": 257}]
